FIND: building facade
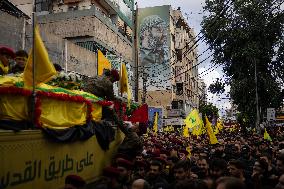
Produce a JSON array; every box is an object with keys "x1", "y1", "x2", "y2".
[
  {"x1": 10, "y1": 0, "x2": 135, "y2": 91},
  {"x1": 0, "y1": 0, "x2": 29, "y2": 51},
  {"x1": 137, "y1": 5, "x2": 202, "y2": 117}
]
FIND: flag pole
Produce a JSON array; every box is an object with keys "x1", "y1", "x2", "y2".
[{"x1": 31, "y1": 0, "x2": 36, "y2": 128}]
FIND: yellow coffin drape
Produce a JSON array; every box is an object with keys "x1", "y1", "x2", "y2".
[
  {"x1": 40, "y1": 97, "x2": 88, "y2": 129},
  {"x1": 0, "y1": 95, "x2": 29, "y2": 121},
  {"x1": 0, "y1": 77, "x2": 103, "y2": 129}
]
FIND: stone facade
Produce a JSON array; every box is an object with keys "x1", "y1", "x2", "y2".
[
  {"x1": 38, "y1": 13, "x2": 133, "y2": 62},
  {"x1": 0, "y1": 11, "x2": 26, "y2": 51},
  {"x1": 172, "y1": 9, "x2": 200, "y2": 114}
]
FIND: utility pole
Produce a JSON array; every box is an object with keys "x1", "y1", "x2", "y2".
[
  {"x1": 142, "y1": 72, "x2": 148, "y2": 104},
  {"x1": 133, "y1": 2, "x2": 139, "y2": 102},
  {"x1": 254, "y1": 58, "x2": 260, "y2": 132}
]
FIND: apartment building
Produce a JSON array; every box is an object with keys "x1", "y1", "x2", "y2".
[
  {"x1": 137, "y1": 5, "x2": 202, "y2": 116},
  {"x1": 10, "y1": 0, "x2": 135, "y2": 86}
]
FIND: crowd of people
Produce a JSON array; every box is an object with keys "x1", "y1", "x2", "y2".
[
  {"x1": 2, "y1": 45, "x2": 284, "y2": 189},
  {"x1": 64, "y1": 123, "x2": 284, "y2": 189},
  {"x1": 0, "y1": 46, "x2": 28, "y2": 75}
]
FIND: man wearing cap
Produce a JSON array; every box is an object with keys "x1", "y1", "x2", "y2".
[
  {"x1": 64, "y1": 174, "x2": 86, "y2": 189},
  {"x1": 102, "y1": 166, "x2": 122, "y2": 189},
  {"x1": 116, "y1": 158, "x2": 134, "y2": 189},
  {"x1": 0, "y1": 46, "x2": 15, "y2": 75}
]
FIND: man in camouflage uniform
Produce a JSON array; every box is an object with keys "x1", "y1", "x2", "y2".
[{"x1": 83, "y1": 69, "x2": 119, "y2": 100}]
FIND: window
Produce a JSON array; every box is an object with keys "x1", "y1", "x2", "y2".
[
  {"x1": 176, "y1": 83, "x2": 183, "y2": 95},
  {"x1": 176, "y1": 49, "x2": 182, "y2": 61},
  {"x1": 35, "y1": 0, "x2": 52, "y2": 12}
]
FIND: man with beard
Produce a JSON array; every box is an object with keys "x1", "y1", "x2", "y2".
[
  {"x1": 133, "y1": 161, "x2": 148, "y2": 180},
  {"x1": 171, "y1": 160, "x2": 191, "y2": 187},
  {"x1": 116, "y1": 158, "x2": 133, "y2": 189},
  {"x1": 213, "y1": 144, "x2": 225, "y2": 159},
  {"x1": 227, "y1": 160, "x2": 253, "y2": 188},
  {"x1": 210, "y1": 158, "x2": 227, "y2": 180},
  {"x1": 275, "y1": 174, "x2": 284, "y2": 189},
  {"x1": 197, "y1": 157, "x2": 210, "y2": 179},
  {"x1": 146, "y1": 160, "x2": 169, "y2": 188}
]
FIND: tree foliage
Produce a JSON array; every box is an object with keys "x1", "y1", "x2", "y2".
[
  {"x1": 208, "y1": 78, "x2": 225, "y2": 94},
  {"x1": 199, "y1": 102, "x2": 219, "y2": 121},
  {"x1": 201, "y1": 0, "x2": 284, "y2": 125}
]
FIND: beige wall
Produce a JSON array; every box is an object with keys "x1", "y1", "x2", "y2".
[
  {"x1": 24, "y1": 25, "x2": 97, "y2": 76},
  {"x1": 0, "y1": 11, "x2": 25, "y2": 51},
  {"x1": 139, "y1": 90, "x2": 172, "y2": 115},
  {"x1": 41, "y1": 27, "x2": 98, "y2": 76},
  {"x1": 39, "y1": 15, "x2": 133, "y2": 62}
]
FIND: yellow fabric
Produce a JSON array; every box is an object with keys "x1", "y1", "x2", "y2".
[
  {"x1": 192, "y1": 124, "x2": 205, "y2": 136},
  {"x1": 23, "y1": 25, "x2": 57, "y2": 87},
  {"x1": 186, "y1": 146, "x2": 191, "y2": 158},
  {"x1": 153, "y1": 112, "x2": 158, "y2": 134},
  {"x1": 0, "y1": 94, "x2": 103, "y2": 128},
  {"x1": 91, "y1": 103, "x2": 102, "y2": 121},
  {"x1": 0, "y1": 61, "x2": 9, "y2": 75},
  {"x1": 0, "y1": 95, "x2": 29, "y2": 121},
  {"x1": 184, "y1": 109, "x2": 203, "y2": 129},
  {"x1": 40, "y1": 97, "x2": 87, "y2": 129},
  {"x1": 120, "y1": 63, "x2": 131, "y2": 107},
  {"x1": 98, "y1": 50, "x2": 112, "y2": 75},
  {"x1": 264, "y1": 128, "x2": 272, "y2": 141},
  {"x1": 183, "y1": 125, "x2": 190, "y2": 137},
  {"x1": 205, "y1": 116, "x2": 218, "y2": 144},
  {"x1": 217, "y1": 120, "x2": 224, "y2": 131},
  {"x1": 0, "y1": 76, "x2": 104, "y2": 128},
  {"x1": 0, "y1": 75, "x2": 22, "y2": 86}
]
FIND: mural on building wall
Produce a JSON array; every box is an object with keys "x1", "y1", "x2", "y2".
[
  {"x1": 138, "y1": 7, "x2": 169, "y2": 66},
  {"x1": 138, "y1": 5, "x2": 171, "y2": 91}
]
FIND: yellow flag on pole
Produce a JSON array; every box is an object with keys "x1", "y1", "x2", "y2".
[
  {"x1": 120, "y1": 63, "x2": 131, "y2": 107},
  {"x1": 184, "y1": 109, "x2": 203, "y2": 128},
  {"x1": 186, "y1": 146, "x2": 192, "y2": 158},
  {"x1": 183, "y1": 125, "x2": 190, "y2": 138},
  {"x1": 205, "y1": 116, "x2": 218, "y2": 144},
  {"x1": 264, "y1": 128, "x2": 272, "y2": 141},
  {"x1": 23, "y1": 25, "x2": 56, "y2": 87},
  {"x1": 97, "y1": 50, "x2": 112, "y2": 75},
  {"x1": 153, "y1": 112, "x2": 158, "y2": 134}
]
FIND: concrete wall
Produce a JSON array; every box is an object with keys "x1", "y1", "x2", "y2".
[
  {"x1": 25, "y1": 26, "x2": 97, "y2": 76},
  {"x1": 38, "y1": 10, "x2": 133, "y2": 63},
  {"x1": 139, "y1": 90, "x2": 172, "y2": 116},
  {"x1": 0, "y1": 11, "x2": 25, "y2": 51}
]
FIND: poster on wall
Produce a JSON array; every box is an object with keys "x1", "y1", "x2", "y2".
[{"x1": 138, "y1": 5, "x2": 171, "y2": 91}]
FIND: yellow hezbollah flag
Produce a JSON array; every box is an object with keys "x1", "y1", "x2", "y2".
[
  {"x1": 120, "y1": 63, "x2": 131, "y2": 107},
  {"x1": 264, "y1": 128, "x2": 272, "y2": 142},
  {"x1": 186, "y1": 146, "x2": 191, "y2": 158},
  {"x1": 98, "y1": 50, "x2": 111, "y2": 75},
  {"x1": 217, "y1": 119, "x2": 224, "y2": 131},
  {"x1": 23, "y1": 25, "x2": 56, "y2": 87},
  {"x1": 153, "y1": 112, "x2": 158, "y2": 134},
  {"x1": 205, "y1": 116, "x2": 218, "y2": 144},
  {"x1": 184, "y1": 109, "x2": 203, "y2": 129},
  {"x1": 183, "y1": 125, "x2": 190, "y2": 138}
]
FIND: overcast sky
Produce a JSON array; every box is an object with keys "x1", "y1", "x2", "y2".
[{"x1": 137, "y1": 0, "x2": 231, "y2": 115}]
